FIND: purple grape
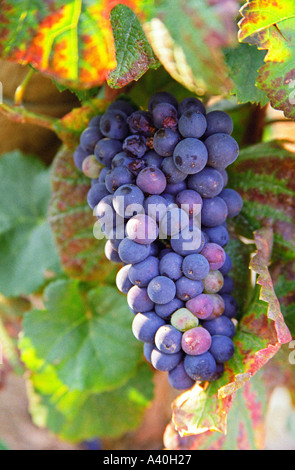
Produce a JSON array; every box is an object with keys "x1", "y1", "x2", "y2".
[
  {"x1": 94, "y1": 138, "x2": 122, "y2": 167},
  {"x1": 182, "y1": 254, "x2": 210, "y2": 281},
  {"x1": 205, "y1": 133, "x2": 239, "y2": 169},
  {"x1": 143, "y1": 342, "x2": 154, "y2": 363},
  {"x1": 219, "y1": 188, "x2": 243, "y2": 218},
  {"x1": 184, "y1": 352, "x2": 217, "y2": 382},
  {"x1": 116, "y1": 264, "x2": 133, "y2": 294},
  {"x1": 159, "y1": 252, "x2": 183, "y2": 281},
  {"x1": 219, "y1": 275, "x2": 234, "y2": 295},
  {"x1": 200, "y1": 243, "x2": 226, "y2": 271},
  {"x1": 155, "y1": 324, "x2": 182, "y2": 354},
  {"x1": 127, "y1": 286, "x2": 155, "y2": 313},
  {"x1": 175, "y1": 189, "x2": 203, "y2": 218},
  {"x1": 161, "y1": 157, "x2": 187, "y2": 184},
  {"x1": 209, "y1": 335, "x2": 235, "y2": 363},
  {"x1": 151, "y1": 348, "x2": 183, "y2": 372},
  {"x1": 178, "y1": 110, "x2": 207, "y2": 139},
  {"x1": 127, "y1": 110, "x2": 155, "y2": 137},
  {"x1": 164, "y1": 181, "x2": 187, "y2": 196},
  {"x1": 153, "y1": 128, "x2": 181, "y2": 157},
  {"x1": 111, "y1": 152, "x2": 133, "y2": 169},
  {"x1": 219, "y1": 252, "x2": 232, "y2": 276},
  {"x1": 113, "y1": 184, "x2": 144, "y2": 219},
  {"x1": 99, "y1": 110, "x2": 129, "y2": 140},
  {"x1": 160, "y1": 207, "x2": 189, "y2": 238},
  {"x1": 173, "y1": 138, "x2": 208, "y2": 175},
  {"x1": 202, "y1": 315, "x2": 236, "y2": 338},
  {"x1": 168, "y1": 361, "x2": 195, "y2": 390},
  {"x1": 144, "y1": 194, "x2": 168, "y2": 222},
  {"x1": 170, "y1": 227, "x2": 204, "y2": 256},
  {"x1": 104, "y1": 239, "x2": 121, "y2": 263},
  {"x1": 181, "y1": 326, "x2": 212, "y2": 355},
  {"x1": 105, "y1": 166, "x2": 135, "y2": 193},
  {"x1": 80, "y1": 126, "x2": 103, "y2": 154},
  {"x1": 128, "y1": 256, "x2": 160, "y2": 287},
  {"x1": 201, "y1": 196, "x2": 228, "y2": 227},
  {"x1": 186, "y1": 294, "x2": 214, "y2": 320},
  {"x1": 147, "y1": 276, "x2": 176, "y2": 304},
  {"x1": 118, "y1": 238, "x2": 151, "y2": 264},
  {"x1": 144, "y1": 150, "x2": 163, "y2": 167},
  {"x1": 107, "y1": 100, "x2": 135, "y2": 116},
  {"x1": 152, "y1": 102, "x2": 178, "y2": 130},
  {"x1": 221, "y1": 294, "x2": 238, "y2": 318},
  {"x1": 88, "y1": 115, "x2": 102, "y2": 127},
  {"x1": 98, "y1": 166, "x2": 109, "y2": 183},
  {"x1": 187, "y1": 167, "x2": 224, "y2": 198},
  {"x1": 155, "y1": 298, "x2": 184, "y2": 319},
  {"x1": 126, "y1": 214, "x2": 159, "y2": 245},
  {"x1": 122, "y1": 134, "x2": 147, "y2": 158},
  {"x1": 179, "y1": 97, "x2": 206, "y2": 116},
  {"x1": 205, "y1": 294, "x2": 225, "y2": 320},
  {"x1": 73, "y1": 145, "x2": 88, "y2": 171},
  {"x1": 204, "y1": 110, "x2": 233, "y2": 138},
  {"x1": 203, "y1": 225, "x2": 229, "y2": 247},
  {"x1": 132, "y1": 311, "x2": 165, "y2": 342},
  {"x1": 175, "y1": 276, "x2": 203, "y2": 301},
  {"x1": 87, "y1": 183, "x2": 109, "y2": 210},
  {"x1": 148, "y1": 91, "x2": 178, "y2": 113},
  {"x1": 136, "y1": 166, "x2": 167, "y2": 195}
]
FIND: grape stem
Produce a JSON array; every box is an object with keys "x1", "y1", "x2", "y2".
[
  {"x1": 14, "y1": 68, "x2": 35, "y2": 106},
  {"x1": 0, "y1": 101, "x2": 58, "y2": 131}
]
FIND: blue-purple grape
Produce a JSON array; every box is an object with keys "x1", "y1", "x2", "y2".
[
  {"x1": 94, "y1": 138, "x2": 122, "y2": 167},
  {"x1": 136, "y1": 166, "x2": 167, "y2": 195},
  {"x1": 147, "y1": 276, "x2": 176, "y2": 305},
  {"x1": 154, "y1": 324, "x2": 182, "y2": 354},
  {"x1": 118, "y1": 238, "x2": 151, "y2": 264},
  {"x1": 132, "y1": 311, "x2": 165, "y2": 342},
  {"x1": 184, "y1": 352, "x2": 216, "y2": 381},
  {"x1": 173, "y1": 138, "x2": 208, "y2": 174},
  {"x1": 127, "y1": 286, "x2": 155, "y2": 313},
  {"x1": 187, "y1": 167, "x2": 224, "y2": 198},
  {"x1": 209, "y1": 335, "x2": 235, "y2": 363},
  {"x1": 205, "y1": 133, "x2": 239, "y2": 169},
  {"x1": 178, "y1": 110, "x2": 207, "y2": 139},
  {"x1": 128, "y1": 256, "x2": 160, "y2": 287},
  {"x1": 159, "y1": 252, "x2": 183, "y2": 281}
]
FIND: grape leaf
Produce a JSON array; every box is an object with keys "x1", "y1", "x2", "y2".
[
  {"x1": 170, "y1": 228, "x2": 291, "y2": 437},
  {"x1": 228, "y1": 140, "x2": 295, "y2": 262},
  {"x1": 48, "y1": 145, "x2": 117, "y2": 283},
  {"x1": 0, "y1": 151, "x2": 61, "y2": 297},
  {"x1": 22, "y1": 280, "x2": 143, "y2": 393},
  {"x1": 20, "y1": 337, "x2": 154, "y2": 441},
  {"x1": 224, "y1": 43, "x2": 269, "y2": 106},
  {"x1": 164, "y1": 369, "x2": 267, "y2": 450},
  {"x1": 0, "y1": 0, "x2": 150, "y2": 90},
  {"x1": 108, "y1": 4, "x2": 160, "y2": 89},
  {"x1": 238, "y1": 0, "x2": 295, "y2": 119},
  {"x1": 143, "y1": 0, "x2": 238, "y2": 96}
]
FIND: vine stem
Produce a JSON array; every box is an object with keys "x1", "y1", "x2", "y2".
[
  {"x1": 14, "y1": 68, "x2": 35, "y2": 106},
  {"x1": 0, "y1": 101, "x2": 59, "y2": 131}
]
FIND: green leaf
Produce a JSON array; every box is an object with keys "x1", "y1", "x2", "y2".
[
  {"x1": 0, "y1": 151, "x2": 61, "y2": 297},
  {"x1": 144, "y1": 0, "x2": 237, "y2": 96},
  {"x1": 22, "y1": 280, "x2": 143, "y2": 393},
  {"x1": 238, "y1": 0, "x2": 295, "y2": 119},
  {"x1": 20, "y1": 336, "x2": 154, "y2": 441},
  {"x1": 108, "y1": 4, "x2": 160, "y2": 89},
  {"x1": 224, "y1": 43, "x2": 269, "y2": 106}
]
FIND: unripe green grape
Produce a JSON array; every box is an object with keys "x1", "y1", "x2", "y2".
[
  {"x1": 170, "y1": 308, "x2": 199, "y2": 332},
  {"x1": 82, "y1": 154, "x2": 101, "y2": 178}
]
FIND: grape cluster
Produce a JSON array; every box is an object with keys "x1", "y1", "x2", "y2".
[{"x1": 73, "y1": 92, "x2": 243, "y2": 391}]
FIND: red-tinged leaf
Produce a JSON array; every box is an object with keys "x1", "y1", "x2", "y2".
[
  {"x1": 164, "y1": 371, "x2": 267, "y2": 450},
  {"x1": 228, "y1": 140, "x2": 295, "y2": 261},
  {"x1": 54, "y1": 98, "x2": 109, "y2": 150},
  {"x1": 48, "y1": 146, "x2": 117, "y2": 283},
  {"x1": 0, "y1": 1, "x2": 150, "y2": 90},
  {"x1": 170, "y1": 228, "x2": 291, "y2": 438},
  {"x1": 238, "y1": 0, "x2": 295, "y2": 119}
]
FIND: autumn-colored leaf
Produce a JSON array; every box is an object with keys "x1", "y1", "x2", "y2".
[
  {"x1": 170, "y1": 228, "x2": 291, "y2": 438},
  {"x1": 238, "y1": 0, "x2": 295, "y2": 119},
  {"x1": 0, "y1": 0, "x2": 150, "y2": 89}
]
